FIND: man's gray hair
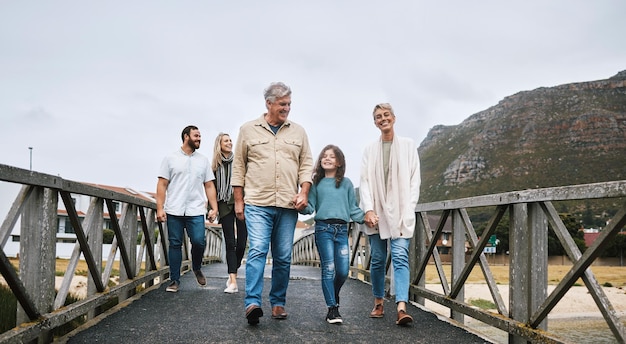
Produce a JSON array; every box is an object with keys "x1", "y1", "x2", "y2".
[{"x1": 264, "y1": 82, "x2": 292, "y2": 103}]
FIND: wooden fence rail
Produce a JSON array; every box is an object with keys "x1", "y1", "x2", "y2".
[
  {"x1": 292, "y1": 180, "x2": 626, "y2": 344},
  {"x1": 0, "y1": 164, "x2": 222, "y2": 343}
]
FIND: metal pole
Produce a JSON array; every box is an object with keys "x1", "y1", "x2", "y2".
[{"x1": 28, "y1": 147, "x2": 33, "y2": 170}]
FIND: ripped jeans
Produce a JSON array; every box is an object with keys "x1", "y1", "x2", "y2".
[{"x1": 314, "y1": 221, "x2": 350, "y2": 307}]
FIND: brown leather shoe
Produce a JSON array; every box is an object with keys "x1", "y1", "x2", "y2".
[
  {"x1": 271, "y1": 305, "x2": 288, "y2": 319},
  {"x1": 396, "y1": 309, "x2": 413, "y2": 325},
  {"x1": 193, "y1": 270, "x2": 206, "y2": 286},
  {"x1": 369, "y1": 303, "x2": 384, "y2": 318},
  {"x1": 246, "y1": 305, "x2": 263, "y2": 325}
]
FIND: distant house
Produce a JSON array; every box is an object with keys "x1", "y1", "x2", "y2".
[
  {"x1": 54, "y1": 183, "x2": 225, "y2": 236},
  {"x1": 7, "y1": 183, "x2": 161, "y2": 258},
  {"x1": 582, "y1": 228, "x2": 626, "y2": 248},
  {"x1": 582, "y1": 228, "x2": 601, "y2": 248},
  {"x1": 50, "y1": 183, "x2": 157, "y2": 243},
  {"x1": 425, "y1": 214, "x2": 454, "y2": 254}
]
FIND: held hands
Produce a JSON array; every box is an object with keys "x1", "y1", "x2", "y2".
[
  {"x1": 207, "y1": 209, "x2": 218, "y2": 223},
  {"x1": 292, "y1": 192, "x2": 308, "y2": 212},
  {"x1": 365, "y1": 210, "x2": 379, "y2": 228}
]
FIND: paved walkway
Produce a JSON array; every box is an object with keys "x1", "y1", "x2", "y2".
[{"x1": 62, "y1": 263, "x2": 493, "y2": 343}]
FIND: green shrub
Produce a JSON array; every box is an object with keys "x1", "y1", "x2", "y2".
[
  {"x1": 0, "y1": 284, "x2": 17, "y2": 333},
  {"x1": 0, "y1": 284, "x2": 86, "y2": 337},
  {"x1": 103, "y1": 229, "x2": 115, "y2": 244},
  {"x1": 469, "y1": 298, "x2": 496, "y2": 310}
]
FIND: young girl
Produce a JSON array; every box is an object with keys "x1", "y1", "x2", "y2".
[{"x1": 302, "y1": 144, "x2": 365, "y2": 324}]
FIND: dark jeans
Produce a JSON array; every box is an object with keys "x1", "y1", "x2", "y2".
[
  {"x1": 221, "y1": 211, "x2": 248, "y2": 274},
  {"x1": 166, "y1": 214, "x2": 206, "y2": 283}
]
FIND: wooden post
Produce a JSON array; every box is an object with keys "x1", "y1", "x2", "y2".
[
  {"x1": 18, "y1": 186, "x2": 57, "y2": 343},
  {"x1": 119, "y1": 204, "x2": 138, "y2": 301},
  {"x1": 509, "y1": 203, "x2": 529, "y2": 344},
  {"x1": 86, "y1": 197, "x2": 104, "y2": 320},
  {"x1": 528, "y1": 202, "x2": 548, "y2": 332},
  {"x1": 451, "y1": 209, "x2": 465, "y2": 323},
  {"x1": 411, "y1": 212, "x2": 426, "y2": 305}
]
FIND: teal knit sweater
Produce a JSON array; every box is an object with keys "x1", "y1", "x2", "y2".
[{"x1": 302, "y1": 177, "x2": 365, "y2": 224}]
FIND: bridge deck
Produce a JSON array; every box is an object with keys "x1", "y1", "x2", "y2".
[{"x1": 61, "y1": 263, "x2": 492, "y2": 343}]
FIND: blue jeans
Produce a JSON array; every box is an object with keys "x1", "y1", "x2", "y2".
[
  {"x1": 369, "y1": 234, "x2": 410, "y2": 303},
  {"x1": 244, "y1": 205, "x2": 297, "y2": 309},
  {"x1": 166, "y1": 214, "x2": 206, "y2": 283},
  {"x1": 314, "y1": 222, "x2": 349, "y2": 307}
]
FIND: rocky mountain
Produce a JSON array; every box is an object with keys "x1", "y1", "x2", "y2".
[{"x1": 418, "y1": 70, "x2": 626, "y2": 203}]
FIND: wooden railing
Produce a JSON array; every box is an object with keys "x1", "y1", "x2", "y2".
[
  {"x1": 0, "y1": 164, "x2": 222, "y2": 343},
  {"x1": 292, "y1": 180, "x2": 626, "y2": 344}
]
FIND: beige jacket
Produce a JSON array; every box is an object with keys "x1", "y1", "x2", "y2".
[{"x1": 232, "y1": 114, "x2": 313, "y2": 209}]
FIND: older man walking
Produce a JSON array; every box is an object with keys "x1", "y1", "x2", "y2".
[{"x1": 232, "y1": 82, "x2": 314, "y2": 325}]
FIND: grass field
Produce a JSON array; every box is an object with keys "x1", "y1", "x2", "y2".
[
  {"x1": 7, "y1": 258, "x2": 122, "y2": 277},
  {"x1": 8, "y1": 258, "x2": 626, "y2": 287},
  {"x1": 423, "y1": 264, "x2": 626, "y2": 286}
]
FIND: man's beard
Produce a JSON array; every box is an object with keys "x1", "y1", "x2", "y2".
[{"x1": 187, "y1": 140, "x2": 200, "y2": 150}]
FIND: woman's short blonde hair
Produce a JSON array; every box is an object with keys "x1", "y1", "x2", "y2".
[{"x1": 372, "y1": 103, "x2": 394, "y2": 119}]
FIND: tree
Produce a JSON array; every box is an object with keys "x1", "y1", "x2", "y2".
[
  {"x1": 600, "y1": 232, "x2": 626, "y2": 258},
  {"x1": 493, "y1": 216, "x2": 510, "y2": 255},
  {"x1": 547, "y1": 213, "x2": 586, "y2": 256},
  {"x1": 476, "y1": 211, "x2": 585, "y2": 256}
]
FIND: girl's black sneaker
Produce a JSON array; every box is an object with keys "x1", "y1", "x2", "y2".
[{"x1": 326, "y1": 306, "x2": 343, "y2": 324}]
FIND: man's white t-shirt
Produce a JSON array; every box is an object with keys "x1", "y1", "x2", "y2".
[{"x1": 158, "y1": 148, "x2": 215, "y2": 216}]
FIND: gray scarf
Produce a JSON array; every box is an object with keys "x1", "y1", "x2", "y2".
[{"x1": 215, "y1": 153, "x2": 234, "y2": 202}]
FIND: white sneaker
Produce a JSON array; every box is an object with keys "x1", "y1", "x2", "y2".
[{"x1": 224, "y1": 283, "x2": 239, "y2": 294}]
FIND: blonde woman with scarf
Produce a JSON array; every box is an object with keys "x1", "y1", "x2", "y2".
[
  {"x1": 359, "y1": 103, "x2": 421, "y2": 326},
  {"x1": 212, "y1": 133, "x2": 248, "y2": 294}
]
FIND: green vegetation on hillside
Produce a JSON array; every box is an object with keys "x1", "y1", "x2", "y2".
[{"x1": 418, "y1": 72, "x2": 626, "y2": 233}]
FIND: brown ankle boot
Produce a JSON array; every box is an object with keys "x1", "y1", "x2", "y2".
[
  {"x1": 396, "y1": 309, "x2": 413, "y2": 325},
  {"x1": 369, "y1": 303, "x2": 384, "y2": 318}
]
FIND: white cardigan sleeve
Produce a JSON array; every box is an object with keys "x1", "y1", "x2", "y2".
[
  {"x1": 359, "y1": 142, "x2": 380, "y2": 235},
  {"x1": 359, "y1": 144, "x2": 374, "y2": 213},
  {"x1": 408, "y1": 139, "x2": 421, "y2": 209}
]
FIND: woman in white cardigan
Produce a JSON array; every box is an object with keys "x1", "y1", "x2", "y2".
[{"x1": 359, "y1": 103, "x2": 421, "y2": 326}]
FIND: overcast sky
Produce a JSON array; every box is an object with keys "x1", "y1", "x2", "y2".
[{"x1": 1, "y1": 1, "x2": 625, "y2": 201}]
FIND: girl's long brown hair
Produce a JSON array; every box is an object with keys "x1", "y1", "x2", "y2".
[{"x1": 312, "y1": 144, "x2": 346, "y2": 188}]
